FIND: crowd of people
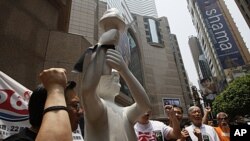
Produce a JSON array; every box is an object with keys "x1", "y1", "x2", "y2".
[
  {"x1": 3, "y1": 7, "x2": 248, "y2": 141},
  {"x1": 2, "y1": 68, "x2": 236, "y2": 141}
]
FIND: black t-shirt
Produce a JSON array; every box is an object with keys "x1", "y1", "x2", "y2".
[{"x1": 3, "y1": 128, "x2": 37, "y2": 141}]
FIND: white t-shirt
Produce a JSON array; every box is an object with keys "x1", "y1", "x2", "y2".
[
  {"x1": 185, "y1": 124, "x2": 220, "y2": 141},
  {"x1": 134, "y1": 120, "x2": 173, "y2": 141},
  {"x1": 72, "y1": 125, "x2": 84, "y2": 141}
]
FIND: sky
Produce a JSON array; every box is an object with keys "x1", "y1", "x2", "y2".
[{"x1": 155, "y1": 0, "x2": 250, "y2": 87}]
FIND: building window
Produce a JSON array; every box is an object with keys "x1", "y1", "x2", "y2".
[
  {"x1": 148, "y1": 19, "x2": 159, "y2": 43},
  {"x1": 144, "y1": 18, "x2": 163, "y2": 44}
]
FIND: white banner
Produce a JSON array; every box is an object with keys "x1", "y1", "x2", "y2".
[
  {"x1": 0, "y1": 71, "x2": 84, "y2": 140},
  {"x1": 0, "y1": 71, "x2": 31, "y2": 139}
]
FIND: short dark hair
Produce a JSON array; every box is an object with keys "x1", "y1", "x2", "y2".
[
  {"x1": 173, "y1": 105, "x2": 183, "y2": 113},
  {"x1": 28, "y1": 81, "x2": 76, "y2": 128},
  {"x1": 28, "y1": 85, "x2": 47, "y2": 128},
  {"x1": 64, "y1": 81, "x2": 76, "y2": 100},
  {"x1": 65, "y1": 81, "x2": 76, "y2": 91}
]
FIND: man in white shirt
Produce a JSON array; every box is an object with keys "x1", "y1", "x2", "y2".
[
  {"x1": 185, "y1": 106, "x2": 219, "y2": 141},
  {"x1": 134, "y1": 105, "x2": 181, "y2": 141}
]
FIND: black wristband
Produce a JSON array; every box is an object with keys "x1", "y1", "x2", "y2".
[{"x1": 43, "y1": 106, "x2": 68, "y2": 115}]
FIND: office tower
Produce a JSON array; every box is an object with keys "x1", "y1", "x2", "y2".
[
  {"x1": 189, "y1": 36, "x2": 212, "y2": 80},
  {"x1": 189, "y1": 36, "x2": 217, "y2": 106},
  {"x1": 187, "y1": 0, "x2": 250, "y2": 89},
  {"x1": 100, "y1": 0, "x2": 134, "y2": 24},
  {"x1": 235, "y1": 0, "x2": 250, "y2": 28},
  {"x1": 68, "y1": 0, "x2": 97, "y2": 44},
  {"x1": 133, "y1": 15, "x2": 192, "y2": 119},
  {"x1": 125, "y1": 0, "x2": 158, "y2": 17},
  {"x1": 69, "y1": 0, "x2": 135, "y2": 42},
  {"x1": 171, "y1": 34, "x2": 193, "y2": 110}
]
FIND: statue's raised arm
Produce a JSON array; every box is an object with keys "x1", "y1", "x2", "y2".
[{"x1": 74, "y1": 8, "x2": 151, "y2": 141}]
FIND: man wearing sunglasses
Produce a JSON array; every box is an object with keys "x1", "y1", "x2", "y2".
[{"x1": 214, "y1": 112, "x2": 230, "y2": 141}]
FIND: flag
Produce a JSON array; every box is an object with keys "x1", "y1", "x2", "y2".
[{"x1": 0, "y1": 71, "x2": 31, "y2": 139}]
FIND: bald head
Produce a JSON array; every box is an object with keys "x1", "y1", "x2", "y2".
[
  {"x1": 216, "y1": 112, "x2": 228, "y2": 119},
  {"x1": 217, "y1": 112, "x2": 229, "y2": 126}
]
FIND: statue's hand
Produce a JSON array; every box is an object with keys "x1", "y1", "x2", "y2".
[{"x1": 106, "y1": 49, "x2": 126, "y2": 72}]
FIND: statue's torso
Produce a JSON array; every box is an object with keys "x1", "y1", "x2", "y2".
[
  {"x1": 85, "y1": 101, "x2": 137, "y2": 141},
  {"x1": 85, "y1": 75, "x2": 137, "y2": 141}
]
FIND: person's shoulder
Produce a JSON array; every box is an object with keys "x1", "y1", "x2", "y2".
[
  {"x1": 149, "y1": 120, "x2": 167, "y2": 127},
  {"x1": 184, "y1": 124, "x2": 193, "y2": 131},
  {"x1": 203, "y1": 124, "x2": 216, "y2": 130}
]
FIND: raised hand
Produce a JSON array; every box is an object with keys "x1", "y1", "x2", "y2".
[
  {"x1": 39, "y1": 68, "x2": 67, "y2": 91},
  {"x1": 106, "y1": 49, "x2": 127, "y2": 72},
  {"x1": 164, "y1": 105, "x2": 175, "y2": 119}
]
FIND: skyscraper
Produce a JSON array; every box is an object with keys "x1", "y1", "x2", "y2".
[
  {"x1": 124, "y1": 0, "x2": 158, "y2": 17},
  {"x1": 234, "y1": 0, "x2": 250, "y2": 28},
  {"x1": 133, "y1": 14, "x2": 192, "y2": 119},
  {"x1": 187, "y1": 0, "x2": 250, "y2": 89},
  {"x1": 189, "y1": 36, "x2": 212, "y2": 80}
]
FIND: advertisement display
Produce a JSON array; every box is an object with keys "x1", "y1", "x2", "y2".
[
  {"x1": 196, "y1": 0, "x2": 245, "y2": 69},
  {"x1": 199, "y1": 77, "x2": 218, "y2": 106},
  {"x1": 162, "y1": 98, "x2": 181, "y2": 106}
]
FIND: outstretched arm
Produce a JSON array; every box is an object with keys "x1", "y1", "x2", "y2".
[
  {"x1": 106, "y1": 49, "x2": 151, "y2": 123},
  {"x1": 36, "y1": 68, "x2": 72, "y2": 141},
  {"x1": 80, "y1": 47, "x2": 107, "y2": 122},
  {"x1": 202, "y1": 106, "x2": 211, "y2": 124},
  {"x1": 164, "y1": 105, "x2": 181, "y2": 140}
]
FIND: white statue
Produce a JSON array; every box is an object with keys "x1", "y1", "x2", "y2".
[{"x1": 78, "y1": 8, "x2": 151, "y2": 141}]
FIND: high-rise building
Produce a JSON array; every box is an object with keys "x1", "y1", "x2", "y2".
[
  {"x1": 234, "y1": 0, "x2": 250, "y2": 28},
  {"x1": 133, "y1": 14, "x2": 192, "y2": 119},
  {"x1": 124, "y1": 0, "x2": 158, "y2": 17},
  {"x1": 187, "y1": 0, "x2": 250, "y2": 89},
  {"x1": 189, "y1": 36, "x2": 212, "y2": 80},
  {"x1": 171, "y1": 34, "x2": 193, "y2": 110}
]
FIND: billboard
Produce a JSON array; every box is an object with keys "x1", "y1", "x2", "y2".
[
  {"x1": 200, "y1": 77, "x2": 217, "y2": 98},
  {"x1": 162, "y1": 98, "x2": 181, "y2": 106},
  {"x1": 196, "y1": 0, "x2": 245, "y2": 69}
]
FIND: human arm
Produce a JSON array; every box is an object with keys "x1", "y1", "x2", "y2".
[
  {"x1": 202, "y1": 106, "x2": 211, "y2": 124},
  {"x1": 35, "y1": 68, "x2": 72, "y2": 141},
  {"x1": 164, "y1": 105, "x2": 181, "y2": 140},
  {"x1": 105, "y1": 49, "x2": 151, "y2": 122}
]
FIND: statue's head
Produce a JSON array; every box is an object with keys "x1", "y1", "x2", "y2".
[{"x1": 99, "y1": 8, "x2": 125, "y2": 32}]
